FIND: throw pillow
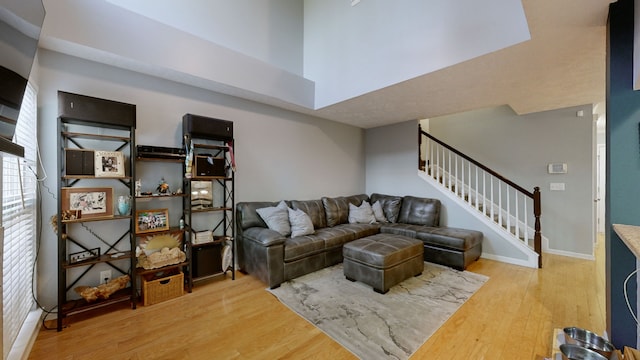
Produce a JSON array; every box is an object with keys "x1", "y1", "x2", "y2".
[
  {"x1": 371, "y1": 201, "x2": 388, "y2": 223},
  {"x1": 348, "y1": 201, "x2": 376, "y2": 224},
  {"x1": 256, "y1": 200, "x2": 291, "y2": 236},
  {"x1": 288, "y1": 207, "x2": 315, "y2": 237}
]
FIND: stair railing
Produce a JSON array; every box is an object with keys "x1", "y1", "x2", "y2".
[{"x1": 419, "y1": 125, "x2": 542, "y2": 268}]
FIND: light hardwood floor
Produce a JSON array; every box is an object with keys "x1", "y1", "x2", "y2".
[{"x1": 29, "y1": 240, "x2": 605, "y2": 360}]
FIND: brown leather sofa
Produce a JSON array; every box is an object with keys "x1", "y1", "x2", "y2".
[{"x1": 236, "y1": 193, "x2": 483, "y2": 289}]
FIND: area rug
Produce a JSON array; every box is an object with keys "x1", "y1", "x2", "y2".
[{"x1": 268, "y1": 262, "x2": 488, "y2": 360}]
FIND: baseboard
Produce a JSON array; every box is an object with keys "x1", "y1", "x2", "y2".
[
  {"x1": 8, "y1": 308, "x2": 43, "y2": 360},
  {"x1": 543, "y1": 248, "x2": 595, "y2": 261},
  {"x1": 480, "y1": 253, "x2": 538, "y2": 268}
]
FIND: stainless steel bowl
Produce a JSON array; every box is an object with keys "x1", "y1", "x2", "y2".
[
  {"x1": 563, "y1": 327, "x2": 615, "y2": 358},
  {"x1": 560, "y1": 344, "x2": 608, "y2": 360}
]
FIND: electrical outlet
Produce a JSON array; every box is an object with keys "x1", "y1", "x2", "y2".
[{"x1": 100, "y1": 270, "x2": 112, "y2": 284}]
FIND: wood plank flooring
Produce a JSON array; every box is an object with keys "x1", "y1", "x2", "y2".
[{"x1": 28, "y1": 240, "x2": 605, "y2": 359}]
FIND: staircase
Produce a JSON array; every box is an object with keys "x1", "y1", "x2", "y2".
[{"x1": 419, "y1": 126, "x2": 542, "y2": 268}]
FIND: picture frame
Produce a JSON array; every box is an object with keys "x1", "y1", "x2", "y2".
[
  {"x1": 137, "y1": 229, "x2": 184, "y2": 257},
  {"x1": 69, "y1": 247, "x2": 100, "y2": 264},
  {"x1": 61, "y1": 187, "x2": 113, "y2": 219},
  {"x1": 94, "y1": 150, "x2": 125, "y2": 178},
  {"x1": 190, "y1": 181, "x2": 213, "y2": 209},
  {"x1": 136, "y1": 208, "x2": 170, "y2": 234}
]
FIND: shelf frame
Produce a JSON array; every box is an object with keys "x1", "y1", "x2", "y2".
[
  {"x1": 183, "y1": 135, "x2": 235, "y2": 290},
  {"x1": 56, "y1": 98, "x2": 137, "y2": 331}
]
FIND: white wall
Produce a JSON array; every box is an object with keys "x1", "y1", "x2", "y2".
[
  {"x1": 35, "y1": 49, "x2": 366, "y2": 309},
  {"x1": 365, "y1": 120, "x2": 533, "y2": 264},
  {"x1": 429, "y1": 105, "x2": 595, "y2": 257},
  {"x1": 303, "y1": 0, "x2": 529, "y2": 108},
  {"x1": 39, "y1": 0, "x2": 314, "y2": 110},
  {"x1": 105, "y1": 0, "x2": 304, "y2": 76}
]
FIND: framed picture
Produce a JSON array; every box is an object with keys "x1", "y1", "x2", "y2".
[
  {"x1": 190, "y1": 181, "x2": 213, "y2": 209},
  {"x1": 61, "y1": 187, "x2": 113, "y2": 219},
  {"x1": 136, "y1": 208, "x2": 169, "y2": 234},
  {"x1": 94, "y1": 150, "x2": 125, "y2": 178},
  {"x1": 138, "y1": 230, "x2": 184, "y2": 257}
]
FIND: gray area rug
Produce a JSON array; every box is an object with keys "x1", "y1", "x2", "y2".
[{"x1": 268, "y1": 262, "x2": 488, "y2": 360}]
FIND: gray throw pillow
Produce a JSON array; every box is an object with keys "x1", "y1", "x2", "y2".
[
  {"x1": 288, "y1": 207, "x2": 315, "y2": 237},
  {"x1": 348, "y1": 201, "x2": 376, "y2": 224},
  {"x1": 256, "y1": 200, "x2": 291, "y2": 236},
  {"x1": 371, "y1": 201, "x2": 388, "y2": 223}
]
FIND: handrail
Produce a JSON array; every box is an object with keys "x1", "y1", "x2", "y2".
[
  {"x1": 420, "y1": 127, "x2": 533, "y2": 198},
  {"x1": 419, "y1": 124, "x2": 542, "y2": 268}
]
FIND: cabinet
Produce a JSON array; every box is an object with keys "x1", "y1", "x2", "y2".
[
  {"x1": 56, "y1": 91, "x2": 136, "y2": 331},
  {"x1": 134, "y1": 150, "x2": 191, "y2": 295},
  {"x1": 182, "y1": 114, "x2": 235, "y2": 289}
]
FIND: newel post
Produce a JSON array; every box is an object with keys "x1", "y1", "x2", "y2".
[
  {"x1": 533, "y1": 186, "x2": 542, "y2": 268},
  {"x1": 418, "y1": 123, "x2": 423, "y2": 170}
]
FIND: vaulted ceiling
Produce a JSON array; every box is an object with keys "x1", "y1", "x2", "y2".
[{"x1": 39, "y1": 0, "x2": 612, "y2": 128}]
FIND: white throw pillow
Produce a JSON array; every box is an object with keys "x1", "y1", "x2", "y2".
[
  {"x1": 256, "y1": 200, "x2": 291, "y2": 236},
  {"x1": 288, "y1": 207, "x2": 315, "y2": 237},
  {"x1": 371, "y1": 200, "x2": 388, "y2": 223},
  {"x1": 348, "y1": 201, "x2": 376, "y2": 224}
]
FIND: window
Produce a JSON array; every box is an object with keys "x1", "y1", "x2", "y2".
[{"x1": 2, "y1": 83, "x2": 37, "y2": 358}]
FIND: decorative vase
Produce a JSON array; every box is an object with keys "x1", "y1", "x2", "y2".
[{"x1": 117, "y1": 195, "x2": 131, "y2": 215}]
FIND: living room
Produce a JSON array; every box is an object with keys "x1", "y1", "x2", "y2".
[{"x1": 3, "y1": 0, "x2": 635, "y2": 359}]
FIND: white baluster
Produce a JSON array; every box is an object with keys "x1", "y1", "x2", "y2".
[
  {"x1": 498, "y1": 181, "x2": 502, "y2": 227},
  {"x1": 515, "y1": 190, "x2": 519, "y2": 240},
  {"x1": 490, "y1": 175, "x2": 494, "y2": 221},
  {"x1": 448, "y1": 150, "x2": 452, "y2": 191},
  {"x1": 506, "y1": 187, "x2": 511, "y2": 235},
  {"x1": 524, "y1": 195, "x2": 529, "y2": 244}
]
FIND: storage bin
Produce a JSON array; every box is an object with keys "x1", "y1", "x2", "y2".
[{"x1": 142, "y1": 272, "x2": 183, "y2": 306}]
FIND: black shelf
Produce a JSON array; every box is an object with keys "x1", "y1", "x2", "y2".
[
  {"x1": 135, "y1": 156, "x2": 184, "y2": 163},
  {"x1": 62, "y1": 215, "x2": 132, "y2": 224},
  {"x1": 136, "y1": 261, "x2": 189, "y2": 277},
  {"x1": 134, "y1": 154, "x2": 191, "y2": 295},
  {"x1": 135, "y1": 193, "x2": 187, "y2": 200},
  {"x1": 61, "y1": 287, "x2": 134, "y2": 317},
  {"x1": 63, "y1": 251, "x2": 132, "y2": 269},
  {"x1": 183, "y1": 118, "x2": 235, "y2": 291},
  {"x1": 56, "y1": 91, "x2": 137, "y2": 331}
]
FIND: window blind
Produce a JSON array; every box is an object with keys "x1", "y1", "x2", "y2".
[{"x1": 2, "y1": 82, "x2": 37, "y2": 359}]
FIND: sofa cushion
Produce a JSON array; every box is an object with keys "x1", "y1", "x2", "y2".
[
  {"x1": 415, "y1": 227, "x2": 483, "y2": 251},
  {"x1": 288, "y1": 207, "x2": 315, "y2": 237},
  {"x1": 242, "y1": 227, "x2": 286, "y2": 247},
  {"x1": 370, "y1": 193, "x2": 403, "y2": 223},
  {"x1": 380, "y1": 223, "x2": 483, "y2": 251},
  {"x1": 315, "y1": 227, "x2": 356, "y2": 250},
  {"x1": 291, "y1": 199, "x2": 327, "y2": 229},
  {"x1": 284, "y1": 234, "x2": 325, "y2": 262},
  {"x1": 322, "y1": 194, "x2": 368, "y2": 227},
  {"x1": 237, "y1": 201, "x2": 279, "y2": 230},
  {"x1": 371, "y1": 201, "x2": 388, "y2": 223},
  {"x1": 348, "y1": 201, "x2": 376, "y2": 224},
  {"x1": 397, "y1": 196, "x2": 440, "y2": 226},
  {"x1": 333, "y1": 223, "x2": 381, "y2": 239},
  {"x1": 256, "y1": 200, "x2": 291, "y2": 236}
]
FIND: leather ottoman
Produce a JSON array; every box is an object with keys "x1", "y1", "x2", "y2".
[{"x1": 343, "y1": 233, "x2": 424, "y2": 294}]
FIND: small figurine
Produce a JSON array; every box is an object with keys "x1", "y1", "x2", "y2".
[
  {"x1": 156, "y1": 177, "x2": 170, "y2": 194},
  {"x1": 135, "y1": 179, "x2": 142, "y2": 196}
]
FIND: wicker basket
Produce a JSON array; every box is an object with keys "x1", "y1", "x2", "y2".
[{"x1": 142, "y1": 272, "x2": 184, "y2": 306}]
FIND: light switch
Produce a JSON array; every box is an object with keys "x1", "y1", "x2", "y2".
[{"x1": 550, "y1": 183, "x2": 565, "y2": 191}]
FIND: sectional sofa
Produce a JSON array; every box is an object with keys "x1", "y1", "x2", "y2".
[{"x1": 235, "y1": 193, "x2": 483, "y2": 289}]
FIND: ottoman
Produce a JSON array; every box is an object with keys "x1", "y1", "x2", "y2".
[{"x1": 343, "y1": 233, "x2": 424, "y2": 294}]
